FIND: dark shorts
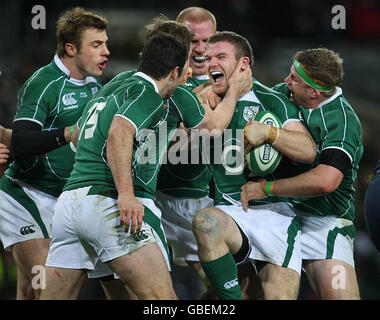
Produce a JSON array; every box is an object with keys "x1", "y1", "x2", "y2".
[{"x1": 364, "y1": 162, "x2": 380, "y2": 254}]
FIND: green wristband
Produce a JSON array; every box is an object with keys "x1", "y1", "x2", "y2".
[
  {"x1": 265, "y1": 181, "x2": 273, "y2": 196},
  {"x1": 69, "y1": 124, "x2": 75, "y2": 137}
]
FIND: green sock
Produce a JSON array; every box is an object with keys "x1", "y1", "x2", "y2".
[{"x1": 201, "y1": 252, "x2": 242, "y2": 300}]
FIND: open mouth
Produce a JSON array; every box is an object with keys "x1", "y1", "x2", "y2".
[
  {"x1": 211, "y1": 71, "x2": 224, "y2": 84},
  {"x1": 192, "y1": 56, "x2": 206, "y2": 64},
  {"x1": 98, "y1": 60, "x2": 107, "y2": 70},
  {"x1": 289, "y1": 91, "x2": 297, "y2": 104}
]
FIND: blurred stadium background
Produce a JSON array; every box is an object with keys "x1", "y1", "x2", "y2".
[{"x1": 0, "y1": 0, "x2": 379, "y2": 299}]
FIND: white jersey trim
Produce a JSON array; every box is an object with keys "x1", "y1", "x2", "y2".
[
  {"x1": 13, "y1": 117, "x2": 43, "y2": 127},
  {"x1": 133, "y1": 72, "x2": 159, "y2": 94},
  {"x1": 322, "y1": 146, "x2": 353, "y2": 164},
  {"x1": 239, "y1": 90, "x2": 261, "y2": 103},
  {"x1": 192, "y1": 74, "x2": 209, "y2": 81},
  {"x1": 113, "y1": 114, "x2": 138, "y2": 135},
  {"x1": 54, "y1": 55, "x2": 98, "y2": 86},
  {"x1": 316, "y1": 87, "x2": 342, "y2": 109}
]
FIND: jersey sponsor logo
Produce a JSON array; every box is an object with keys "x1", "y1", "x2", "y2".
[
  {"x1": 62, "y1": 92, "x2": 78, "y2": 106},
  {"x1": 80, "y1": 92, "x2": 88, "y2": 98},
  {"x1": 298, "y1": 111, "x2": 305, "y2": 122},
  {"x1": 243, "y1": 105, "x2": 260, "y2": 121},
  {"x1": 223, "y1": 278, "x2": 239, "y2": 290},
  {"x1": 132, "y1": 230, "x2": 149, "y2": 242},
  {"x1": 91, "y1": 87, "x2": 99, "y2": 95},
  {"x1": 20, "y1": 224, "x2": 36, "y2": 235}
]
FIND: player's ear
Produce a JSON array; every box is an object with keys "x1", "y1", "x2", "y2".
[
  {"x1": 241, "y1": 57, "x2": 250, "y2": 71},
  {"x1": 171, "y1": 66, "x2": 179, "y2": 80},
  {"x1": 310, "y1": 88, "x2": 322, "y2": 98},
  {"x1": 65, "y1": 43, "x2": 77, "y2": 57}
]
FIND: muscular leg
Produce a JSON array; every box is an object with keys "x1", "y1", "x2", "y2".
[
  {"x1": 39, "y1": 266, "x2": 86, "y2": 299},
  {"x1": 303, "y1": 259, "x2": 360, "y2": 299},
  {"x1": 15, "y1": 268, "x2": 34, "y2": 300},
  {"x1": 258, "y1": 262, "x2": 300, "y2": 299},
  {"x1": 238, "y1": 262, "x2": 263, "y2": 300},
  {"x1": 12, "y1": 238, "x2": 51, "y2": 300},
  {"x1": 99, "y1": 277, "x2": 134, "y2": 300},
  {"x1": 106, "y1": 242, "x2": 177, "y2": 300},
  {"x1": 192, "y1": 207, "x2": 244, "y2": 299}
]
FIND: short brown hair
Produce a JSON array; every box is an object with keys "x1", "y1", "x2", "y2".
[
  {"x1": 176, "y1": 7, "x2": 217, "y2": 32},
  {"x1": 293, "y1": 48, "x2": 344, "y2": 93},
  {"x1": 56, "y1": 7, "x2": 108, "y2": 57},
  {"x1": 145, "y1": 15, "x2": 193, "y2": 57},
  {"x1": 208, "y1": 31, "x2": 254, "y2": 69}
]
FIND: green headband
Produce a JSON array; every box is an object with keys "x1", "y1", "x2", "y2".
[{"x1": 293, "y1": 60, "x2": 333, "y2": 92}]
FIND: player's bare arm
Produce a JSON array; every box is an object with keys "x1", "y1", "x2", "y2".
[
  {"x1": 107, "y1": 116, "x2": 144, "y2": 235},
  {"x1": 244, "y1": 120, "x2": 316, "y2": 164},
  {"x1": 241, "y1": 164, "x2": 344, "y2": 210}
]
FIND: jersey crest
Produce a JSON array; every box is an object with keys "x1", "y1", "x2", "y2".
[{"x1": 243, "y1": 104, "x2": 260, "y2": 121}]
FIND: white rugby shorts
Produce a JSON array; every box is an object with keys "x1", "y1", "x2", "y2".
[
  {"x1": 0, "y1": 176, "x2": 55, "y2": 251},
  {"x1": 216, "y1": 202, "x2": 303, "y2": 275},
  {"x1": 295, "y1": 210, "x2": 355, "y2": 268},
  {"x1": 45, "y1": 186, "x2": 170, "y2": 273},
  {"x1": 156, "y1": 191, "x2": 214, "y2": 266},
  {"x1": 0, "y1": 176, "x2": 116, "y2": 278}
]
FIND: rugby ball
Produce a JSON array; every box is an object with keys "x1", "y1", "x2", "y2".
[{"x1": 245, "y1": 110, "x2": 282, "y2": 176}]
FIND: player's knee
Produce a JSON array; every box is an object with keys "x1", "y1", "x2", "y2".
[{"x1": 192, "y1": 207, "x2": 223, "y2": 242}]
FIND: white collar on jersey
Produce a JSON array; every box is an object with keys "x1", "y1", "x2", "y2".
[
  {"x1": 192, "y1": 74, "x2": 209, "y2": 81},
  {"x1": 53, "y1": 55, "x2": 97, "y2": 86},
  {"x1": 133, "y1": 71, "x2": 159, "y2": 94},
  {"x1": 316, "y1": 87, "x2": 343, "y2": 108},
  {"x1": 238, "y1": 90, "x2": 261, "y2": 103}
]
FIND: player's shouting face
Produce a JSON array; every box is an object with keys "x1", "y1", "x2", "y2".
[
  {"x1": 206, "y1": 41, "x2": 239, "y2": 97},
  {"x1": 185, "y1": 20, "x2": 214, "y2": 76},
  {"x1": 72, "y1": 27, "x2": 110, "y2": 78}
]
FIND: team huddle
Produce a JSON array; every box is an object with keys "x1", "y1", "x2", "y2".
[{"x1": 0, "y1": 6, "x2": 363, "y2": 300}]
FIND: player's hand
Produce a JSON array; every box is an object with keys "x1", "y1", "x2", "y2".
[
  {"x1": 193, "y1": 81, "x2": 211, "y2": 96},
  {"x1": 0, "y1": 143, "x2": 10, "y2": 164},
  {"x1": 240, "y1": 180, "x2": 268, "y2": 211},
  {"x1": 244, "y1": 121, "x2": 270, "y2": 148},
  {"x1": 196, "y1": 84, "x2": 221, "y2": 110},
  {"x1": 229, "y1": 58, "x2": 252, "y2": 98},
  {"x1": 117, "y1": 194, "x2": 144, "y2": 234}
]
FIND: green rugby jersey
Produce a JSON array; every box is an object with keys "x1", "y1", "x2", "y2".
[
  {"x1": 94, "y1": 71, "x2": 207, "y2": 199},
  {"x1": 4, "y1": 55, "x2": 101, "y2": 197},
  {"x1": 157, "y1": 75, "x2": 212, "y2": 198},
  {"x1": 208, "y1": 79, "x2": 300, "y2": 206},
  {"x1": 64, "y1": 72, "x2": 167, "y2": 200},
  {"x1": 106, "y1": 69, "x2": 137, "y2": 86},
  {"x1": 273, "y1": 83, "x2": 363, "y2": 221}
]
